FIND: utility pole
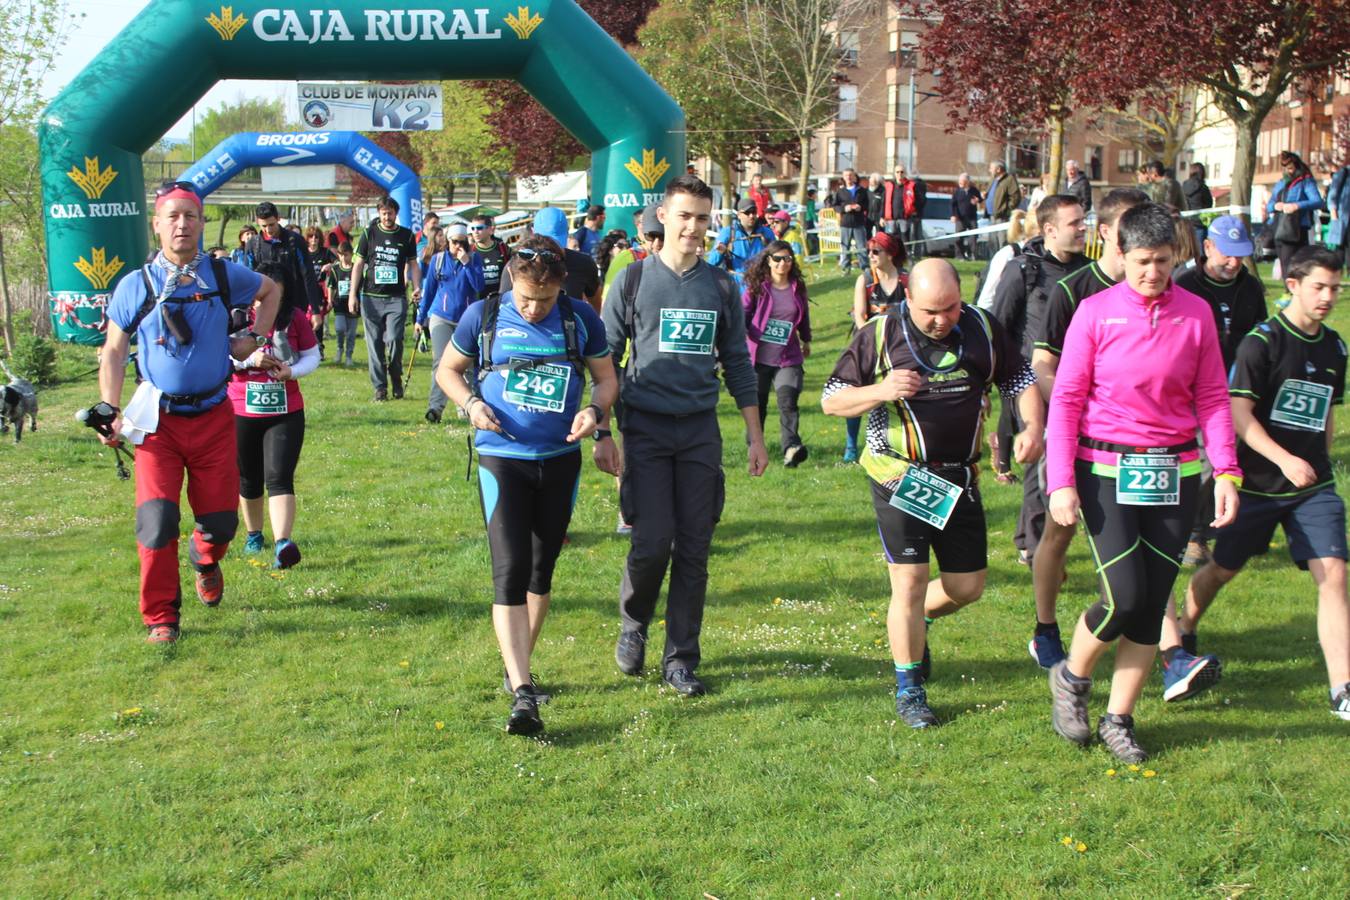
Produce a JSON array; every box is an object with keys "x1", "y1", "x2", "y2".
[{"x1": 907, "y1": 69, "x2": 916, "y2": 173}]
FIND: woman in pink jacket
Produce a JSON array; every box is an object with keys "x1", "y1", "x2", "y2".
[{"x1": 1045, "y1": 203, "x2": 1241, "y2": 763}]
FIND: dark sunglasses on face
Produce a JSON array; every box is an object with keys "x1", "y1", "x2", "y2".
[
  {"x1": 515, "y1": 247, "x2": 560, "y2": 263},
  {"x1": 469, "y1": 225, "x2": 485, "y2": 231},
  {"x1": 867, "y1": 248, "x2": 882, "y2": 255},
  {"x1": 769, "y1": 254, "x2": 793, "y2": 263}
]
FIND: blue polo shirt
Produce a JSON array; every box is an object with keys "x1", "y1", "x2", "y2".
[
  {"x1": 107, "y1": 257, "x2": 261, "y2": 413},
  {"x1": 451, "y1": 293, "x2": 608, "y2": 460}
]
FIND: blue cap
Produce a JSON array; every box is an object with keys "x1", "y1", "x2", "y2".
[
  {"x1": 1206, "y1": 215, "x2": 1253, "y2": 257},
  {"x1": 532, "y1": 206, "x2": 569, "y2": 246}
]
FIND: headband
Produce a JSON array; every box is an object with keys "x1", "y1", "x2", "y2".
[{"x1": 155, "y1": 188, "x2": 203, "y2": 211}]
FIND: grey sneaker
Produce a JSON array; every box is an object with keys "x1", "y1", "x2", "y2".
[
  {"x1": 506, "y1": 687, "x2": 543, "y2": 736},
  {"x1": 895, "y1": 686, "x2": 939, "y2": 729},
  {"x1": 1049, "y1": 661, "x2": 1092, "y2": 746},
  {"x1": 1097, "y1": 713, "x2": 1148, "y2": 763},
  {"x1": 615, "y1": 629, "x2": 645, "y2": 675}
]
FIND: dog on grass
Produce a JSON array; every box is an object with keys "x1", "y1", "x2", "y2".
[{"x1": 0, "y1": 360, "x2": 38, "y2": 443}]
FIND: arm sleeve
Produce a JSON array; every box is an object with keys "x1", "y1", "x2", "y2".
[
  {"x1": 465, "y1": 255, "x2": 486, "y2": 296},
  {"x1": 988, "y1": 261, "x2": 1025, "y2": 334},
  {"x1": 106, "y1": 271, "x2": 141, "y2": 330},
  {"x1": 1227, "y1": 329, "x2": 1269, "y2": 400},
  {"x1": 798, "y1": 283, "x2": 813, "y2": 344},
  {"x1": 289, "y1": 344, "x2": 322, "y2": 380},
  {"x1": 1266, "y1": 183, "x2": 1280, "y2": 215},
  {"x1": 226, "y1": 263, "x2": 266, "y2": 309},
  {"x1": 1044, "y1": 309, "x2": 1097, "y2": 493},
  {"x1": 601, "y1": 267, "x2": 629, "y2": 361},
  {"x1": 976, "y1": 246, "x2": 1011, "y2": 311},
  {"x1": 1035, "y1": 279, "x2": 1075, "y2": 355},
  {"x1": 1192, "y1": 310, "x2": 1241, "y2": 479},
  {"x1": 1334, "y1": 340, "x2": 1347, "y2": 405},
  {"x1": 578, "y1": 302, "x2": 608, "y2": 357},
  {"x1": 353, "y1": 233, "x2": 369, "y2": 264},
  {"x1": 1297, "y1": 179, "x2": 1326, "y2": 212},
  {"x1": 715, "y1": 274, "x2": 759, "y2": 409},
  {"x1": 822, "y1": 322, "x2": 879, "y2": 400},
  {"x1": 290, "y1": 309, "x2": 318, "y2": 351},
  {"x1": 416, "y1": 256, "x2": 439, "y2": 324},
  {"x1": 988, "y1": 314, "x2": 1036, "y2": 400}
]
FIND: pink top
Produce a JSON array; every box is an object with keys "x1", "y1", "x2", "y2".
[
  {"x1": 1045, "y1": 279, "x2": 1240, "y2": 493},
  {"x1": 228, "y1": 308, "x2": 318, "y2": 418}
]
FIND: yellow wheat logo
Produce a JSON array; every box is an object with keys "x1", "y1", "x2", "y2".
[
  {"x1": 504, "y1": 6, "x2": 543, "y2": 39},
  {"x1": 206, "y1": 6, "x2": 248, "y2": 40},
  {"x1": 74, "y1": 248, "x2": 125, "y2": 291},
  {"x1": 624, "y1": 149, "x2": 670, "y2": 191},
  {"x1": 66, "y1": 157, "x2": 118, "y2": 200}
]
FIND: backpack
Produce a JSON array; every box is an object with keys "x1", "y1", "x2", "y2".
[
  {"x1": 973, "y1": 242, "x2": 1039, "y2": 303},
  {"x1": 473, "y1": 291, "x2": 585, "y2": 396},
  {"x1": 128, "y1": 255, "x2": 233, "y2": 337},
  {"x1": 616, "y1": 257, "x2": 735, "y2": 369}
]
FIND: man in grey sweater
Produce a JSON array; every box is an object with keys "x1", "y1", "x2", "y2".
[{"x1": 601, "y1": 173, "x2": 769, "y2": 696}]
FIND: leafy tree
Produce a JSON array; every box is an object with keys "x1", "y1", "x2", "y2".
[
  {"x1": 636, "y1": 0, "x2": 796, "y2": 202},
  {"x1": 908, "y1": 0, "x2": 1163, "y2": 195},
  {"x1": 477, "y1": 0, "x2": 660, "y2": 178},
  {"x1": 1161, "y1": 1, "x2": 1350, "y2": 208},
  {"x1": 408, "y1": 81, "x2": 512, "y2": 206},
  {"x1": 186, "y1": 96, "x2": 287, "y2": 244}
]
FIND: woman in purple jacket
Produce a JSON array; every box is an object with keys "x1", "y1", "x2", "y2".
[{"x1": 743, "y1": 239, "x2": 813, "y2": 467}]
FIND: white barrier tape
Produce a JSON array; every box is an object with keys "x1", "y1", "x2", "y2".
[{"x1": 1178, "y1": 204, "x2": 1248, "y2": 219}]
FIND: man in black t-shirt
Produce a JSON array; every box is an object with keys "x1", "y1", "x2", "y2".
[
  {"x1": 1183, "y1": 246, "x2": 1350, "y2": 722},
  {"x1": 510, "y1": 207, "x2": 601, "y2": 312},
  {"x1": 1025, "y1": 188, "x2": 1148, "y2": 668},
  {"x1": 469, "y1": 214, "x2": 511, "y2": 299},
  {"x1": 1174, "y1": 216, "x2": 1267, "y2": 370},
  {"x1": 347, "y1": 195, "x2": 421, "y2": 401},
  {"x1": 822, "y1": 259, "x2": 1044, "y2": 729}
]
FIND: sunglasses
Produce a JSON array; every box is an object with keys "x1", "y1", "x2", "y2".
[
  {"x1": 156, "y1": 180, "x2": 197, "y2": 197},
  {"x1": 867, "y1": 248, "x2": 883, "y2": 255},
  {"x1": 515, "y1": 247, "x2": 560, "y2": 263},
  {"x1": 469, "y1": 225, "x2": 486, "y2": 231},
  {"x1": 769, "y1": 254, "x2": 793, "y2": 263}
]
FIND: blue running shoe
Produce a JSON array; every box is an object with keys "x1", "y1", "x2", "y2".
[
  {"x1": 895, "y1": 686, "x2": 939, "y2": 729},
  {"x1": 1162, "y1": 650, "x2": 1222, "y2": 702},
  {"x1": 274, "y1": 538, "x2": 302, "y2": 570},
  {"x1": 1028, "y1": 631, "x2": 1067, "y2": 669},
  {"x1": 244, "y1": 531, "x2": 264, "y2": 554},
  {"x1": 842, "y1": 445, "x2": 860, "y2": 463}
]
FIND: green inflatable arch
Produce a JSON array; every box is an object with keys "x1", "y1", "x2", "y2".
[{"x1": 39, "y1": 0, "x2": 684, "y2": 344}]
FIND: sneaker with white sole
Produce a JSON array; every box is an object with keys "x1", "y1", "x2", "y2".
[
  {"x1": 1028, "y1": 630, "x2": 1067, "y2": 669},
  {"x1": 1330, "y1": 688, "x2": 1350, "y2": 721},
  {"x1": 1161, "y1": 650, "x2": 1222, "y2": 702}
]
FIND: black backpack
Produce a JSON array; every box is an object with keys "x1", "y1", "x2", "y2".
[
  {"x1": 128, "y1": 255, "x2": 233, "y2": 337},
  {"x1": 973, "y1": 242, "x2": 1039, "y2": 302},
  {"x1": 473, "y1": 291, "x2": 586, "y2": 396}
]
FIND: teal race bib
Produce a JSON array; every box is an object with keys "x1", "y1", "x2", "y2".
[
  {"x1": 373, "y1": 264, "x2": 398, "y2": 285},
  {"x1": 1116, "y1": 453, "x2": 1179, "y2": 506},
  {"x1": 1270, "y1": 378, "x2": 1333, "y2": 432},
  {"x1": 501, "y1": 360, "x2": 571, "y2": 413},
  {"x1": 245, "y1": 380, "x2": 287, "y2": 416},
  {"x1": 659, "y1": 308, "x2": 717, "y2": 355},
  {"x1": 888, "y1": 465, "x2": 963, "y2": 529},
  {"x1": 761, "y1": 318, "x2": 794, "y2": 346},
  {"x1": 337, "y1": 278, "x2": 350, "y2": 297}
]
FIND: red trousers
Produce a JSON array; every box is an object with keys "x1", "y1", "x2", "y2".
[{"x1": 134, "y1": 401, "x2": 238, "y2": 626}]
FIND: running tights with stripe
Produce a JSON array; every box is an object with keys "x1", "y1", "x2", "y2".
[
  {"x1": 1077, "y1": 461, "x2": 1200, "y2": 645},
  {"x1": 478, "y1": 452, "x2": 581, "y2": 606}
]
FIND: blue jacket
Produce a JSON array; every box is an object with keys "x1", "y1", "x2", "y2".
[
  {"x1": 1328, "y1": 166, "x2": 1350, "y2": 249},
  {"x1": 708, "y1": 222, "x2": 775, "y2": 274},
  {"x1": 417, "y1": 251, "x2": 485, "y2": 325},
  {"x1": 1265, "y1": 173, "x2": 1325, "y2": 229}
]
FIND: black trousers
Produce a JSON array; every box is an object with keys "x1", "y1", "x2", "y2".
[{"x1": 618, "y1": 408, "x2": 725, "y2": 674}]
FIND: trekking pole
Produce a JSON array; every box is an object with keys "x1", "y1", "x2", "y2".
[{"x1": 402, "y1": 328, "x2": 420, "y2": 395}]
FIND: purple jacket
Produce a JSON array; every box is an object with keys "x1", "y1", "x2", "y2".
[{"x1": 742, "y1": 278, "x2": 812, "y2": 367}]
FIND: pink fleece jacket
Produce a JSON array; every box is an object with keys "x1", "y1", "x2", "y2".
[{"x1": 1045, "y1": 279, "x2": 1240, "y2": 493}]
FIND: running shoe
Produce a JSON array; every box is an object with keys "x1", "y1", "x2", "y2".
[
  {"x1": 392, "y1": 385, "x2": 404, "y2": 400},
  {"x1": 1028, "y1": 630, "x2": 1067, "y2": 669},
  {"x1": 502, "y1": 670, "x2": 551, "y2": 704},
  {"x1": 615, "y1": 629, "x2": 646, "y2": 675},
  {"x1": 244, "y1": 531, "x2": 264, "y2": 554},
  {"x1": 1097, "y1": 713, "x2": 1148, "y2": 763},
  {"x1": 506, "y1": 687, "x2": 544, "y2": 735},
  {"x1": 784, "y1": 444, "x2": 808, "y2": 468},
  {"x1": 1182, "y1": 540, "x2": 1212, "y2": 567},
  {"x1": 146, "y1": 624, "x2": 180, "y2": 644},
  {"x1": 663, "y1": 667, "x2": 707, "y2": 697},
  {"x1": 1332, "y1": 689, "x2": 1350, "y2": 721},
  {"x1": 274, "y1": 538, "x2": 302, "y2": 570},
  {"x1": 195, "y1": 565, "x2": 223, "y2": 607},
  {"x1": 425, "y1": 409, "x2": 442, "y2": 424},
  {"x1": 615, "y1": 514, "x2": 632, "y2": 536},
  {"x1": 373, "y1": 389, "x2": 387, "y2": 402},
  {"x1": 842, "y1": 445, "x2": 860, "y2": 463},
  {"x1": 1162, "y1": 650, "x2": 1222, "y2": 702},
  {"x1": 895, "y1": 686, "x2": 939, "y2": 729},
  {"x1": 1049, "y1": 661, "x2": 1092, "y2": 746}
]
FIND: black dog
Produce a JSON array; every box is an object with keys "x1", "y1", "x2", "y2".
[{"x1": 0, "y1": 361, "x2": 38, "y2": 443}]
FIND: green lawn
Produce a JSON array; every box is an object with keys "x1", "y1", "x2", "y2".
[{"x1": 1, "y1": 260, "x2": 1346, "y2": 896}]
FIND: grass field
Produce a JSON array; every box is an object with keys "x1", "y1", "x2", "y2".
[{"x1": 2, "y1": 260, "x2": 1347, "y2": 896}]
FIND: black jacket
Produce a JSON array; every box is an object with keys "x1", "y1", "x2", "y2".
[
  {"x1": 1066, "y1": 173, "x2": 1093, "y2": 212},
  {"x1": 247, "y1": 229, "x2": 323, "y2": 313},
  {"x1": 952, "y1": 185, "x2": 982, "y2": 222},
  {"x1": 1182, "y1": 176, "x2": 1213, "y2": 212},
  {"x1": 831, "y1": 184, "x2": 871, "y2": 229},
  {"x1": 990, "y1": 236, "x2": 1088, "y2": 358}
]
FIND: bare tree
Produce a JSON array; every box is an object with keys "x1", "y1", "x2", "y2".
[
  {"x1": 710, "y1": 0, "x2": 877, "y2": 213},
  {"x1": 1092, "y1": 87, "x2": 1214, "y2": 173}
]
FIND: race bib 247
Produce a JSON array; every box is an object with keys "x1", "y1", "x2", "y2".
[{"x1": 659, "y1": 308, "x2": 718, "y2": 355}]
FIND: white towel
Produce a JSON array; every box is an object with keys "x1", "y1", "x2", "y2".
[{"x1": 120, "y1": 381, "x2": 163, "y2": 446}]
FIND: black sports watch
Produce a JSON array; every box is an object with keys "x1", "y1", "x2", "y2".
[{"x1": 593, "y1": 429, "x2": 613, "y2": 441}]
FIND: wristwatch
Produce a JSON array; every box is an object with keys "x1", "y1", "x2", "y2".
[
  {"x1": 593, "y1": 429, "x2": 613, "y2": 441},
  {"x1": 245, "y1": 330, "x2": 265, "y2": 346}
]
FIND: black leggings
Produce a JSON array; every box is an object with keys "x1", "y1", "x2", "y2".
[
  {"x1": 1078, "y1": 460, "x2": 1199, "y2": 645},
  {"x1": 236, "y1": 409, "x2": 305, "y2": 498},
  {"x1": 478, "y1": 452, "x2": 581, "y2": 606}
]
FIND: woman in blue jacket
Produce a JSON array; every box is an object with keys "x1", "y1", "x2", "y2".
[
  {"x1": 1328, "y1": 162, "x2": 1350, "y2": 269},
  {"x1": 417, "y1": 222, "x2": 485, "y2": 422},
  {"x1": 1266, "y1": 150, "x2": 1325, "y2": 276}
]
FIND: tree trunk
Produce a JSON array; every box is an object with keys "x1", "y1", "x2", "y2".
[
  {"x1": 718, "y1": 152, "x2": 737, "y2": 219},
  {"x1": 499, "y1": 171, "x2": 510, "y2": 211},
  {"x1": 797, "y1": 133, "x2": 812, "y2": 227},
  {"x1": 1229, "y1": 116, "x2": 1259, "y2": 215},
  {"x1": 473, "y1": 173, "x2": 482, "y2": 204},
  {"x1": 0, "y1": 232, "x2": 14, "y2": 357},
  {"x1": 1046, "y1": 113, "x2": 1065, "y2": 195},
  {"x1": 216, "y1": 210, "x2": 233, "y2": 247}
]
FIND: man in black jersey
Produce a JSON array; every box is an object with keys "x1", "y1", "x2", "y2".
[
  {"x1": 469, "y1": 214, "x2": 511, "y2": 299},
  {"x1": 1026, "y1": 188, "x2": 1148, "y2": 667},
  {"x1": 347, "y1": 195, "x2": 422, "y2": 401},
  {"x1": 991, "y1": 195, "x2": 1087, "y2": 574},
  {"x1": 823, "y1": 258, "x2": 1044, "y2": 729},
  {"x1": 1183, "y1": 247, "x2": 1350, "y2": 721},
  {"x1": 1174, "y1": 216, "x2": 1268, "y2": 565}
]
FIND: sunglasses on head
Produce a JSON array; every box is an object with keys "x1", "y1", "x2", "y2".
[
  {"x1": 515, "y1": 247, "x2": 560, "y2": 263},
  {"x1": 769, "y1": 254, "x2": 793, "y2": 263},
  {"x1": 156, "y1": 180, "x2": 197, "y2": 197}
]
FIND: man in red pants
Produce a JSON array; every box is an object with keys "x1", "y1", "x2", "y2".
[{"x1": 97, "y1": 182, "x2": 280, "y2": 643}]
